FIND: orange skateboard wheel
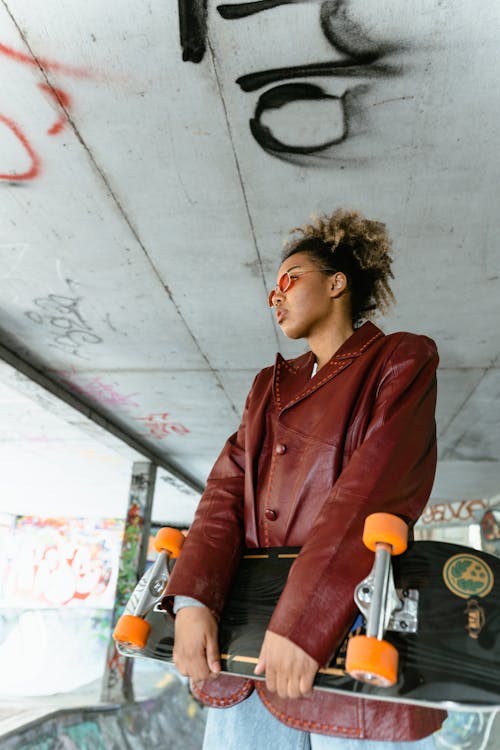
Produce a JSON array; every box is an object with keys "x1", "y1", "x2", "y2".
[
  {"x1": 362, "y1": 513, "x2": 408, "y2": 555},
  {"x1": 345, "y1": 635, "x2": 399, "y2": 687},
  {"x1": 113, "y1": 614, "x2": 151, "y2": 649},
  {"x1": 154, "y1": 527, "x2": 185, "y2": 557}
]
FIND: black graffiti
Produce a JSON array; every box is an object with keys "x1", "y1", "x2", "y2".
[
  {"x1": 161, "y1": 472, "x2": 197, "y2": 496},
  {"x1": 179, "y1": 0, "x2": 405, "y2": 163},
  {"x1": 132, "y1": 473, "x2": 149, "y2": 491},
  {"x1": 217, "y1": 0, "x2": 296, "y2": 20},
  {"x1": 178, "y1": 0, "x2": 208, "y2": 62},
  {"x1": 237, "y1": 59, "x2": 396, "y2": 92},
  {"x1": 250, "y1": 83, "x2": 346, "y2": 156},
  {"x1": 319, "y1": 1, "x2": 401, "y2": 59},
  {"x1": 25, "y1": 294, "x2": 103, "y2": 358}
]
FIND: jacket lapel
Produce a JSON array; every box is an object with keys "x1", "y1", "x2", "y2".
[{"x1": 273, "y1": 321, "x2": 384, "y2": 413}]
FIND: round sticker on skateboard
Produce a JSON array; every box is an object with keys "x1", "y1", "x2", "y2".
[{"x1": 443, "y1": 554, "x2": 494, "y2": 599}]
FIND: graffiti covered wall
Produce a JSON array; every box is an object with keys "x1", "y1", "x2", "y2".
[
  {"x1": 0, "y1": 514, "x2": 123, "y2": 696},
  {"x1": 1, "y1": 515, "x2": 122, "y2": 609}
]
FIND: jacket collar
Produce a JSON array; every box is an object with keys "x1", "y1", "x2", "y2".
[{"x1": 273, "y1": 321, "x2": 384, "y2": 413}]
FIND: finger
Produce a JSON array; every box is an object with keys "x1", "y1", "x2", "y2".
[
  {"x1": 253, "y1": 658, "x2": 265, "y2": 676},
  {"x1": 265, "y1": 664, "x2": 277, "y2": 693},
  {"x1": 299, "y1": 673, "x2": 315, "y2": 698},
  {"x1": 197, "y1": 659, "x2": 212, "y2": 680},
  {"x1": 172, "y1": 646, "x2": 189, "y2": 674},
  {"x1": 206, "y1": 635, "x2": 221, "y2": 674},
  {"x1": 172, "y1": 653, "x2": 187, "y2": 676},
  {"x1": 190, "y1": 656, "x2": 212, "y2": 682},
  {"x1": 276, "y1": 671, "x2": 290, "y2": 700},
  {"x1": 285, "y1": 679, "x2": 301, "y2": 700},
  {"x1": 254, "y1": 642, "x2": 266, "y2": 675},
  {"x1": 174, "y1": 647, "x2": 210, "y2": 682}
]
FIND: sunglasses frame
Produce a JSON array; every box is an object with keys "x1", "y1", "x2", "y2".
[{"x1": 268, "y1": 269, "x2": 335, "y2": 307}]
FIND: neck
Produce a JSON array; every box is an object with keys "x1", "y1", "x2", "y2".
[{"x1": 308, "y1": 321, "x2": 355, "y2": 371}]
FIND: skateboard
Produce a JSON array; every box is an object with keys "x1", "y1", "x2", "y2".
[{"x1": 113, "y1": 514, "x2": 500, "y2": 711}]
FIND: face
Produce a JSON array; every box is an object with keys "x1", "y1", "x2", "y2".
[{"x1": 270, "y1": 252, "x2": 338, "y2": 340}]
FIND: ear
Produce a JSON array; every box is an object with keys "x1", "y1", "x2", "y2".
[{"x1": 330, "y1": 272, "x2": 348, "y2": 297}]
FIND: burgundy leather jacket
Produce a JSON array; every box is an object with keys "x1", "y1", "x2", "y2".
[{"x1": 166, "y1": 322, "x2": 447, "y2": 740}]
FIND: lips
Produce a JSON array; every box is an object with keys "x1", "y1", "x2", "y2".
[{"x1": 276, "y1": 309, "x2": 286, "y2": 324}]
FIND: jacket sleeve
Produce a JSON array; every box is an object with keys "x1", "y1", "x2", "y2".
[
  {"x1": 267, "y1": 335, "x2": 439, "y2": 666},
  {"x1": 164, "y1": 379, "x2": 256, "y2": 615}
]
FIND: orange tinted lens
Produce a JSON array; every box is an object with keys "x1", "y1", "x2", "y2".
[
  {"x1": 278, "y1": 273, "x2": 291, "y2": 292},
  {"x1": 269, "y1": 273, "x2": 291, "y2": 306}
]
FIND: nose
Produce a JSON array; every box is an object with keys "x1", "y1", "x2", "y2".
[{"x1": 269, "y1": 286, "x2": 285, "y2": 307}]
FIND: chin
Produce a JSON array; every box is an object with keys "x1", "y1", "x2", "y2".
[{"x1": 280, "y1": 324, "x2": 305, "y2": 341}]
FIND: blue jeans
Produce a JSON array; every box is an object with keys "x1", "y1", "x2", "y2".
[{"x1": 202, "y1": 690, "x2": 437, "y2": 750}]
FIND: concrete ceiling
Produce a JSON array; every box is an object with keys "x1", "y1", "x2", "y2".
[
  {"x1": 0, "y1": 356, "x2": 201, "y2": 524},
  {"x1": 1, "y1": 0, "x2": 499, "y2": 513}
]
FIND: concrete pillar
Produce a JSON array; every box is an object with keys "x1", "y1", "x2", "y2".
[{"x1": 101, "y1": 461, "x2": 157, "y2": 703}]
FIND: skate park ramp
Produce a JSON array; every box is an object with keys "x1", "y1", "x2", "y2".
[{"x1": 0, "y1": 672, "x2": 206, "y2": 750}]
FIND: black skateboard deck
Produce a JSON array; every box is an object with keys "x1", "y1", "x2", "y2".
[{"x1": 115, "y1": 540, "x2": 500, "y2": 711}]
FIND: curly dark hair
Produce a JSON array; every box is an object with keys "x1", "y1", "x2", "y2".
[{"x1": 282, "y1": 209, "x2": 395, "y2": 326}]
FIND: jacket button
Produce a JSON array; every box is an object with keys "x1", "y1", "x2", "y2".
[
  {"x1": 275, "y1": 443, "x2": 287, "y2": 455},
  {"x1": 264, "y1": 508, "x2": 278, "y2": 521}
]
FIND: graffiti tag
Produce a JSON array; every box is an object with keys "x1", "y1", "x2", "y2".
[
  {"x1": 178, "y1": 0, "x2": 401, "y2": 162},
  {"x1": 25, "y1": 293, "x2": 103, "y2": 358},
  {"x1": 0, "y1": 42, "x2": 93, "y2": 181},
  {"x1": 137, "y1": 412, "x2": 190, "y2": 439},
  {"x1": 420, "y1": 499, "x2": 488, "y2": 527},
  {"x1": 54, "y1": 365, "x2": 140, "y2": 411}
]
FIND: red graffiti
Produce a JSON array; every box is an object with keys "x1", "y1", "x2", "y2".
[
  {"x1": 420, "y1": 499, "x2": 487, "y2": 526},
  {"x1": 37, "y1": 83, "x2": 71, "y2": 135},
  {"x1": 0, "y1": 42, "x2": 92, "y2": 78},
  {"x1": 0, "y1": 113, "x2": 41, "y2": 180},
  {"x1": 54, "y1": 367, "x2": 141, "y2": 411},
  {"x1": 106, "y1": 645, "x2": 126, "y2": 678},
  {"x1": 126, "y1": 501, "x2": 144, "y2": 527},
  {"x1": 137, "y1": 412, "x2": 190, "y2": 439},
  {"x1": 480, "y1": 509, "x2": 500, "y2": 541},
  {"x1": 0, "y1": 42, "x2": 95, "y2": 180}
]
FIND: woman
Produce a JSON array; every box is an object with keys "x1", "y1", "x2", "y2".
[{"x1": 166, "y1": 209, "x2": 446, "y2": 748}]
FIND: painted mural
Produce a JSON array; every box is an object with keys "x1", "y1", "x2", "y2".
[
  {"x1": 0, "y1": 515, "x2": 122, "y2": 609},
  {"x1": 0, "y1": 502, "x2": 185, "y2": 698},
  {"x1": 0, "y1": 514, "x2": 123, "y2": 696}
]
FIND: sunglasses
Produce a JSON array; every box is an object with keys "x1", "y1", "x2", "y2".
[{"x1": 268, "y1": 269, "x2": 334, "y2": 307}]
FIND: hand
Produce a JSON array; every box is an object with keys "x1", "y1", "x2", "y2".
[
  {"x1": 173, "y1": 606, "x2": 221, "y2": 682},
  {"x1": 254, "y1": 630, "x2": 319, "y2": 699}
]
